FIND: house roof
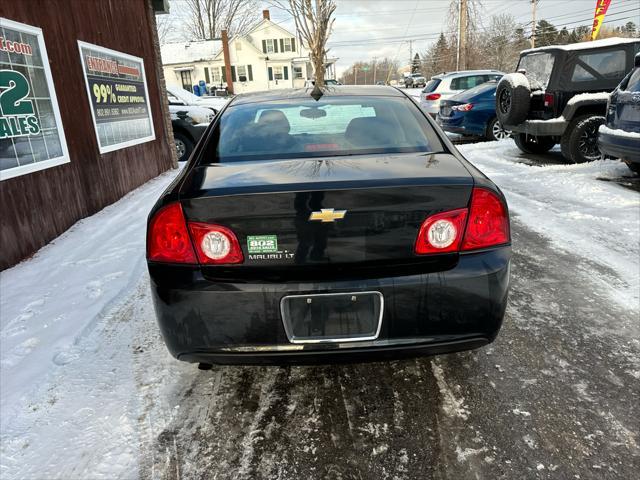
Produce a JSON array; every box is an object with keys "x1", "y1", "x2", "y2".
[{"x1": 161, "y1": 40, "x2": 222, "y2": 65}]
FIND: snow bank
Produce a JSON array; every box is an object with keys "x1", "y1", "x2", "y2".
[
  {"x1": 0, "y1": 168, "x2": 180, "y2": 411},
  {"x1": 459, "y1": 141, "x2": 640, "y2": 311}
]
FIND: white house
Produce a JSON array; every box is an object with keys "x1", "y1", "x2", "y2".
[{"x1": 160, "y1": 10, "x2": 337, "y2": 95}]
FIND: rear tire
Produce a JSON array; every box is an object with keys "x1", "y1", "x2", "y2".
[
  {"x1": 496, "y1": 73, "x2": 531, "y2": 126},
  {"x1": 514, "y1": 133, "x2": 555, "y2": 154},
  {"x1": 625, "y1": 162, "x2": 640, "y2": 175},
  {"x1": 486, "y1": 117, "x2": 512, "y2": 141},
  {"x1": 174, "y1": 132, "x2": 194, "y2": 162},
  {"x1": 560, "y1": 115, "x2": 606, "y2": 163}
]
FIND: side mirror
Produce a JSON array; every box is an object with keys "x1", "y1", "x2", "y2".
[{"x1": 635, "y1": 53, "x2": 640, "y2": 68}]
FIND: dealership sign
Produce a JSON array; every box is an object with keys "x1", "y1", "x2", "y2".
[
  {"x1": 78, "y1": 41, "x2": 155, "y2": 153},
  {"x1": 0, "y1": 17, "x2": 70, "y2": 181}
]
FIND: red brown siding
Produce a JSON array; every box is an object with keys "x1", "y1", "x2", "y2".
[{"x1": 0, "y1": 0, "x2": 174, "y2": 270}]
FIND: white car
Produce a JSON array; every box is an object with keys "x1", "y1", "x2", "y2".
[
  {"x1": 419, "y1": 70, "x2": 504, "y2": 116},
  {"x1": 167, "y1": 85, "x2": 229, "y2": 112}
]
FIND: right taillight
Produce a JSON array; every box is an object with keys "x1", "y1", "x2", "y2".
[
  {"x1": 425, "y1": 93, "x2": 441, "y2": 101},
  {"x1": 461, "y1": 188, "x2": 510, "y2": 251},
  {"x1": 414, "y1": 188, "x2": 509, "y2": 256}
]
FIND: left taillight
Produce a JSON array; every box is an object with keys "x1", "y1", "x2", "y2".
[
  {"x1": 414, "y1": 188, "x2": 510, "y2": 255},
  {"x1": 147, "y1": 203, "x2": 197, "y2": 264},
  {"x1": 147, "y1": 202, "x2": 244, "y2": 265}
]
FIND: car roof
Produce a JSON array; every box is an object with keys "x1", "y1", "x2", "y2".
[
  {"x1": 230, "y1": 86, "x2": 406, "y2": 106},
  {"x1": 520, "y1": 37, "x2": 639, "y2": 55},
  {"x1": 432, "y1": 69, "x2": 504, "y2": 79}
]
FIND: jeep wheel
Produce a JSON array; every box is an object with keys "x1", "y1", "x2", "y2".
[
  {"x1": 496, "y1": 73, "x2": 531, "y2": 126},
  {"x1": 514, "y1": 133, "x2": 556, "y2": 154},
  {"x1": 560, "y1": 115, "x2": 605, "y2": 163}
]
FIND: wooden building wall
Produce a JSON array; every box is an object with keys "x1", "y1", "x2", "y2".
[{"x1": 0, "y1": 0, "x2": 174, "y2": 270}]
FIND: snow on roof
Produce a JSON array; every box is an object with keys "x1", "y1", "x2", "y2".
[
  {"x1": 160, "y1": 40, "x2": 222, "y2": 65},
  {"x1": 521, "y1": 37, "x2": 639, "y2": 55}
]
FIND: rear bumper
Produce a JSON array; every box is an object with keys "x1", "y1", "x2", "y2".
[
  {"x1": 438, "y1": 114, "x2": 485, "y2": 137},
  {"x1": 149, "y1": 248, "x2": 511, "y2": 365},
  {"x1": 507, "y1": 118, "x2": 567, "y2": 136},
  {"x1": 598, "y1": 130, "x2": 640, "y2": 162}
]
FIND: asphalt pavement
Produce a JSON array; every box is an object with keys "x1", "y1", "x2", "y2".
[{"x1": 135, "y1": 218, "x2": 640, "y2": 480}]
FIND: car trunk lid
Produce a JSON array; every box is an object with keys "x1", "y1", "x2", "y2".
[{"x1": 179, "y1": 153, "x2": 474, "y2": 269}]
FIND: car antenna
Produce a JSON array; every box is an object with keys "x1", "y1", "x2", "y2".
[{"x1": 310, "y1": 85, "x2": 323, "y2": 101}]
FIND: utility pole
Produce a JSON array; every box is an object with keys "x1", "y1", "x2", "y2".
[
  {"x1": 373, "y1": 57, "x2": 377, "y2": 84},
  {"x1": 353, "y1": 65, "x2": 357, "y2": 85},
  {"x1": 456, "y1": 0, "x2": 468, "y2": 70},
  {"x1": 456, "y1": 0, "x2": 461, "y2": 70},
  {"x1": 531, "y1": 0, "x2": 537, "y2": 48},
  {"x1": 409, "y1": 40, "x2": 413, "y2": 67}
]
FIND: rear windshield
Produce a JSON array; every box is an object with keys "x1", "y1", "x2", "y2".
[
  {"x1": 518, "y1": 52, "x2": 555, "y2": 89},
  {"x1": 422, "y1": 79, "x2": 441, "y2": 93},
  {"x1": 209, "y1": 96, "x2": 443, "y2": 163}
]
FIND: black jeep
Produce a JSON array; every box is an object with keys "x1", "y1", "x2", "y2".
[{"x1": 496, "y1": 38, "x2": 640, "y2": 163}]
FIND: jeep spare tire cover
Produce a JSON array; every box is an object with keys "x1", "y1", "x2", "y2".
[{"x1": 496, "y1": 73, "x2": 531, "y2": 126}]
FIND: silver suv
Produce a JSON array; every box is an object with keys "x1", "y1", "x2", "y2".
[{"x1": 419, "y1": 70, "x2": 504, "y2": 116}]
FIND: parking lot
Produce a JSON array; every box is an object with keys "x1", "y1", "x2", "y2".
[{"x1": 2, "y1": 140, "x2": 638, "y2": 479}]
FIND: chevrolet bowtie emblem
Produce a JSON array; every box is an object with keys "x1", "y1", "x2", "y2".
[{"x1": 309, "y1": 208, "x2": 347, "y2": 222}]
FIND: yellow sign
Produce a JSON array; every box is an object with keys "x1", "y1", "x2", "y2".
[
  {"x1": 591, "y1": 0, "x2": 612, "y2": 41},
  {"x1": 308, "y1": 208, "x2": 347, "y2": 223}
]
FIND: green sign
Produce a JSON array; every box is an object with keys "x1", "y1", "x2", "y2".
[
  {"x1": 361, "y1": 66, "x2": 370, "y2": 71},
  {"x1": 0, "y1": 70, "x2": 41, "y2": 139},
  {"x1": 1, "y1": 17, "x2": 69, "y2": 181},
  {"x1": 247, "y1": 235, "x2": 278, "y2": 254}
]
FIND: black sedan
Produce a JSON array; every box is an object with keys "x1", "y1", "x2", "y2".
[
  {"x1": 147, "y1": 86, "x2": 511, "y2": 366},
  {"x1": 599, "y1": 53, "x2": 640, "y2": 174}
]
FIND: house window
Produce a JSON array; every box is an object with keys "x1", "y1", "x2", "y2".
[
  {"x1": 266, "y1": 39, "x2": 275, "y2": 54},
  {"x1": 212, "y1": 67, "x2": 222, "y2": 84},
  {"x1": 283, "y1": 38, "x2": 293, "y2": 52},
  {"x1": 293, "y1": 66, "x2": 303, "y2": 79},
  {"x1": 273, "y1": 66, "x2": 283, "y2": 80},
  {"x1": 180, "y1": 70, "x2": 192, "y2": 91},
  {"x1": 237, "y1": 65, "x2": 247, "y2": 81},
  {"x1": 0, "y1": 18, "x2": 69, "y2": 181}
]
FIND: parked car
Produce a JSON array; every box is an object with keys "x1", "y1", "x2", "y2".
[
  {"x1": 598, "y1": 53, "x2": 640, "y2": 174},
  {"x1": 167, "y1": 84, "x2": 229, "y2": 112},
  {"x1": 405, "y1": 73, "x2": 426, "y2": 88},
  {"x1": 169, "y1": 104, "x2": 215, "y2": 162},
  {"x1": 420, "y1": 70, "x2": 504, "y2": 117},
  {"x1": 146, "y1": 86, "x2": 511, "y2": 366},
  {"x1": 496, "y1": 37, "x2": 640, "y2": 163},
  {"x1": 437, "y1": 79, "x2": 512, "y2": 141}
]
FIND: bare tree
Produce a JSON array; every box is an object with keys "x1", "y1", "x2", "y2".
[
  {"x1": 270, "y1": 0, "x2": 336, "y2": 88},
  {"x1": 183, "y1": 0, "x2": 259, "y2": 40},
  {"x1": 155, "y1": 14, "x2": 175, "y2": 44}
]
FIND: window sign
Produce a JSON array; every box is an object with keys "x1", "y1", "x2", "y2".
[
  {"x1": 78, "y1": 41, "x2": 154, "y2": 154},
  {"x1": 0, "y1": 18, "x2": 69, "y2": 181}
]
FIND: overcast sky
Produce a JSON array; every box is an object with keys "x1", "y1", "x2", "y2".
[
  {"x1": 165, "y1": 0, "x2": 640, "y2": 76},
  {"x1": 264, "y1": 0, "x2": 639, "y2": 75}
]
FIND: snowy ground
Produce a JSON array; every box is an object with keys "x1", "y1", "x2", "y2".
[{"x1": 1, "y1": 140, "x2": 639, "y2": 479}]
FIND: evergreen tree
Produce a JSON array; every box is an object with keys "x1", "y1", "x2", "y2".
[
  {"x1": 535, "y1": 20, "x2": 558, "y2": 47},
  {"x1": 411, "y1": 53, "x2": 421, "y2": 74}
]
